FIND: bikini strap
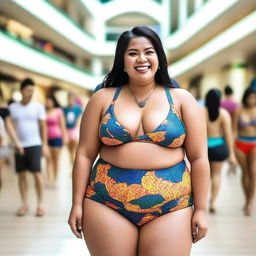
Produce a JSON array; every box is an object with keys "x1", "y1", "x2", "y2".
[
  {"x1": 165, "y1": 87, "x2": 174, "y2": 105},
  {"x1": 113, "y1": 86, "x2": 122, "y2": 102}
]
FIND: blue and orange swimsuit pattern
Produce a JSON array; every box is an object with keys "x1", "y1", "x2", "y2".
[
  {"x1": 85, "y1": 159, "x2": 193, "y2": 227},
  {"x1": 84, "y1": 86, "x2": 193, "y2": 226},
  {"x1": 98, "y1": 86, "x2": 186, "y2": 147}
]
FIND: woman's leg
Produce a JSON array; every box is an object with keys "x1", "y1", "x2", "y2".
[
  {"x1": 138, "y1": 207, "x2": 193, "y2": 256},
  {"x1": 68, "y1": 140, "x2": 78, "y2": 164},
  {"x1": 209, "y1": 161, "x2": 223, "y2": 212},
  {"x1": 46, "y1": 147, "x2": 55, "y2": 187},
  {"x1": 0, "y1": 157, "x2": 5, "y2": 190},
  {"x1": 235, "y1": 147, "x2": 249, "y2": 210},
  {"x1": 245, "y1": 148, "x2": 256, "y2": 215},
  {"x1": 51, "y1": 147, "x2": 62, "y2": 182},
  {"x1": 82, "y1": 198, "x2": 139, "y2": 256}
]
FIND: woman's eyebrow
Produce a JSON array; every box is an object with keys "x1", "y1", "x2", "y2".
[{"x1": 127, "y1": 47, "x2": 154, "y2": 52}]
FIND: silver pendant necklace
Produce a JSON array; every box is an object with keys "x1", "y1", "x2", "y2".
[{"x1": 128, "y1": 85, "x2": 156, "y2": 108}]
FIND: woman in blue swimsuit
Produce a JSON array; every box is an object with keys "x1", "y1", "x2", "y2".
[
  {"x1": 68, "y1": 26, "x2": 210, "y2": 256},
  {"x1": 204, "y1": 89, "x2": 236, "y2": 214}
]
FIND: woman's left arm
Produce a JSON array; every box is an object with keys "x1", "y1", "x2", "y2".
[
  {"x1": 179, "y1": 89, "x2": 210, "y2": 243},
  {"x1": 221, "y1": 109, "x2": 237, "y2": 165},
  {"x1": 59, "y1": 109, "x2": 68, "y2": 145}
]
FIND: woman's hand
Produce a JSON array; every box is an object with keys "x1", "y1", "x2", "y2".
[
  {"x1": 68, "y1": 204, "x2": 83, "y2": 239},
  {"x1": 191, "y1": 209, "x2": 208, "y2": 243},
  {"x1": 229, "y1": 152, "x2": 237, "y2": 166}
]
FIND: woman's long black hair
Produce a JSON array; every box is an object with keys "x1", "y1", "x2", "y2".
[
  {"x1": 205, "y1": 89, "x2": 222, "y2": 121},
  {"x1": 242, "y1": 87, "x2": 256, "y2": 108},
  {"x1": 103, "y1": 26, "x2": 176, "y2": 88},
  {"x1": 47, "y1": 95, "x2": 61, "y2": 108}
]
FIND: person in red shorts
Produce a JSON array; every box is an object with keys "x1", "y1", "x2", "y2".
[{"x1": 233, "y1": 87, "x2": 256, "y2": 216}]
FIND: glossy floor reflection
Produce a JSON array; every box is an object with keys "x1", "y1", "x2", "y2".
[{"x1": 0, "y1": 148, "x2": 255, "y2": 256}]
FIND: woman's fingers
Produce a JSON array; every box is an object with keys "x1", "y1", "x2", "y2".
[
  {"x1": 192, "y1": 225, "x2": 207, "y2": 243},
  {"x1": 68, "y1": 218, "x2": 82, "y2": 239}
]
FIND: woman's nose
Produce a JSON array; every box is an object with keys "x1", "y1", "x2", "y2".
[{"x1": 137, "y1": 53, "x2": 147, "y2": 62}]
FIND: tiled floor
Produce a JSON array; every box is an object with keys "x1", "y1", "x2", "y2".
[{"x1": 0, "y1": 147, "x2": 255, "y2": 256}]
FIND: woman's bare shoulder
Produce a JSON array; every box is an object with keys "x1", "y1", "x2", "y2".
[
  {"x1": 90, "y1": 87, "x2": 117, "y2": 104},
  {"x1": 220, "y1": 108, "x2": 231, "y2": 122},
  {"x1": 170, "y1": 88, "x2": 197, "y2": 105}
]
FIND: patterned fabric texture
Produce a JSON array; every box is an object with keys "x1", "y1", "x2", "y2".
[
  {"x1": 85, "y1": 158, "x2": 193, "y2": 227},
  {"x1": 99, "y1": 86, "x2": 186, "y2": 147}
]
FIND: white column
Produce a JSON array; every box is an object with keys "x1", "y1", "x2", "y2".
[
  {"x1": 92, "y1": 58, "x2": 103, "y2": 76},
  {"x1": 194, "y1": 0, "x2": 204, "y2": 11},
  {"x1": 228, "y1": 62, "x2": 248, "y2": 102},
  {"x1": 178, "y1": 0, "x2": 188, "y2": 28},
  {"x1": 66, "y1": 0, "x2": 78, "y2": 21},
  {"x1": 161, "y1": 0, "x2": 171, "y2": 38}
]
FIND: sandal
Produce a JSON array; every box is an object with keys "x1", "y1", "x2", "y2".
[
  {"x1": 209, "y1": 207, "x2": 216, "y2": 214},
  {"x1": 35, "y1": 207, "x2": 45, "y2": 217},
  {"x1": 244, "y1": 205, "x2": 252, "y2": 216},
  {"x1": 16, "y1": 206, "x2": 28, "y2": 216}
]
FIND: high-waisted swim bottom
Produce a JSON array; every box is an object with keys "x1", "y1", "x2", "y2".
[
  {"x1": 208, "y1": 137, "x2": 229, "y2": 162},
  {"x1": 84, "y1": 158, "x2": 193, "y2": 227},
  {"x1": 236, "y1": 136, "x2": 256, "y2": 154}
]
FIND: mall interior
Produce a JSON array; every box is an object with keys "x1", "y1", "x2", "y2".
[
  {"x1": 0, "y1": 0, "x2": 255, "y2": 103},
  {"x1": 0, "y1": 0, "x2": 256, "y2": 255}
]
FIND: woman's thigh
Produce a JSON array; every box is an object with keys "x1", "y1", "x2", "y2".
[
  {"x1": 83, "y1": 198, "x2": 139, "y2": 256},
  {"x1": 209, "y1": 161, "x2": 223, "y2": 176},
  {"x1": 235, "y1": 147, "x2": 248, "y2": 173},
  {"x1": 138, "y1": 207, "x2": 193, "y2": 256},
  {"x1": 248, "y1": 148, "x2": 256, "y2": 175},
  {"x1": 51, "y1": 147, "x2": 61, "y2": 160}
]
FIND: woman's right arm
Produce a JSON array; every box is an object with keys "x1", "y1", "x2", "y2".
[
  {"x1": 68, "y1": 90, "x2": 104, "y2": 238},
  {"x1": 221, "y1": 108, "x2": 237, "y2": 164},
  {"x1": 232, "y1": 107, "x2": 240, "y2": 141}
]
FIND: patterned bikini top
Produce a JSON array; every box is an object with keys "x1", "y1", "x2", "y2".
[
  {"x1": 99, "y1": 86, "x2": 186, "y2": 147},
  {"x1": 239, "y1": 118, "x2": 256, "y2": 127}
]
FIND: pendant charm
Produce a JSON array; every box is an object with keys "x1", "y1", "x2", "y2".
[{"x1": 138, "y1": 101, "x2": 146, "y2": 108}]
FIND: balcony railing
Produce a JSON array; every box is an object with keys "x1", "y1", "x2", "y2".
[{"x1": 0, "y1": 30, "x2": 102, "y2": 90}]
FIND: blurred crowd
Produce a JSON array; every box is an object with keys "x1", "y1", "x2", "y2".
[{"x1": 0, "y1": 78, "x2": 83, "y2": 216}]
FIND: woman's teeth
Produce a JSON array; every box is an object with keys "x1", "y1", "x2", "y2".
[{"x1": 135, "y1": 66, "x2": 150, "y2": 71}]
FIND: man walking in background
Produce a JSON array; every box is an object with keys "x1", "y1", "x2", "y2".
[
  {"x1": 9, "y1": 78, "x2": 48, "y2": 216},
  {"x1": 221, "y1": 85, "x2": 239, "y2": 175},
  {"x1": 221, "y1": 85, "x2": 239, "y2": 117}
]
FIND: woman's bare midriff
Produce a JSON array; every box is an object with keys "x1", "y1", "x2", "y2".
[
  {"x1": 238, "y1": 126, "x2": 256, "y2": 137},
  {"x1": 99, "y1": 142, "x2": 185, "y2": 170}
]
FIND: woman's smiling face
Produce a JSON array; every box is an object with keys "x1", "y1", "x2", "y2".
[{"x1": 124, "y1": 37, "x2": 159, "y2": 84}]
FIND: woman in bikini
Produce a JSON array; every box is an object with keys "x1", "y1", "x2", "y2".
[
  {"x1": 233, "y1": 87, "x2": 256, "y2": 216},
  {"x1": 204, "y1": 89, "x2": 236, "y2": 213},
  {"x1": 68, "y1": 26, "x2": 210, "y2": 256}
]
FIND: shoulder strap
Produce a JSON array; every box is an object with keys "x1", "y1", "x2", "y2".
[
  {"x1": 165, "y1": 87, "x2": 174, "y2": 105},
  {"x1": 113, "y1": 86, "x2": 122, "y2": 101}
]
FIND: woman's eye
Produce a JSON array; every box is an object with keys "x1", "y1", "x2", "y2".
[
  {"x1": 128, "y1": 52, "x2": 137, "y2": 56},
  {"x1": 146, "y1": 51, "x2": 154, "y2": 55}
]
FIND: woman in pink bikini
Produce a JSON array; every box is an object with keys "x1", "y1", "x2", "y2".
[
  {"x1": 45, "y1": 95, "x2": 67, "y2": 187},
  {"x1": 233, "y1": 87, "x2": 256, "y2": 216}
]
